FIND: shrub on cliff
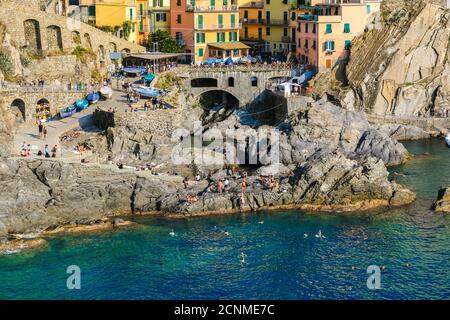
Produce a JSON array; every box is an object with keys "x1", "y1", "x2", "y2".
[{"x1": 72, "y1": 46, "x2": 96, "y2": 63}]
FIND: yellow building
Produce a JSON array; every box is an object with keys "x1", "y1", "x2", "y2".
[
  {"x1": 264, "y1": 0, "x2": 294, "y2": 54},
  {"x1": 95, "y1": 0, "x2": 140, "y2": 44},
  {"x1": 171, "y1": 0, "x2": 249, "y2": 64},
  {"x1": 136, "y1": 0, "x2": 171, "y2": 46},
  {"x1": 293, "y1": 0, "x2": 380, "y2": 71},
  {"x1": 239, "y1": 1, "x2": 265, "y2": 54}
]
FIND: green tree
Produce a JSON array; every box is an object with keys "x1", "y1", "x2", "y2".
[
  {"x1": 122, "y1": 21, "x2": 132, "y2": 40},
  {"x1": 148, "y1": 30, "x2": 182, "y2": 53}
]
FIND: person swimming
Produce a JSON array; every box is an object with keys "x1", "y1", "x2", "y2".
[
  {"x1": 224, "y1": 230, "x2": 230, "y2": 236},
  {"x1": 303, "y1": 232, "x2": 308, "y2": 238},
  {"x1": 257, "y1": 220, "x2": 264, "y2": 224},
  {"x1": 351, "y1": 265, "x2": 356, "y2": 271},
  {"x1": 240, "y1": 252, "x2": 247, "y2": 264},
  {"x1": 169, "y1": 229, "x2": 175, "y2": 237},
  {"x1": 315, "y1": 230, "x2": 325, "y2": 239}
]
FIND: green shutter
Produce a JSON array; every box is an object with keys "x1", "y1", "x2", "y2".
[
  {"x1": 140, "y1": 20, "x2": 143, "y2": 32},
  {"x1": 198, "y1": 15, "x2": 203, "y2": 29},
  {"x1": 210, "y1": 0, "x2": 215, "y2": 8},
  {"x1": 223, "y1": 0, "x2": 227, "y2": 5},
  {"x1": 199, "y1": 48, "x2": 204, "y2": 57},
  {"x1": 217, "y1": 32, "x2": 220, "y2": 42},
  {"x1": 326, "y1": 24, "x2": 332, "y2": 34},
  {"x1": 344, "y1": 23, "x2": 350, "y2": 33},
  {"x1": 153, "y1": 0, "x2": 156, "y2": 6},
  {"x1": 331, "y1": 41, "x2": 335, "y2": 51},
  {"x1": 231, "y1": 14, "x2": 235, "y2": 27},
  {"x1": 130, "y1": 8, "x2": 133, "y2": 20},
  {"x1": 218, "y1": 14, "x2": 223, "y2": 27}
]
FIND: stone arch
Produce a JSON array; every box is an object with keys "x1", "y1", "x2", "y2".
[
  {"x1": 72, "y1": 31, "x2": 81, "y2": 46},
  {"x1": 46, "y1": 25, "x2": 63, "y2": 52},
  {"x1": 228, "y1": 77, "x2": 235, "y2": 87},
  {"x1": 23, "y1": 19, "x2": 42, "y2": 53},
  {"x1": 35, "y1": 98, "x2": 51, "y2": 119},
  {"x1": 191, "y1": 78, "x2": 218, "y2": 88},
  {"x1": 121, "y1": 48, "x2": 131, "y2": 54},
  {"x1": 10, "y1": 98, "x2": 26, "y2": 122},
  {"x1": 108, "y1": 42, "x2": 117, "y2": 53},
  {"x1": 250, "y1": 76, "x2": 258, "y2": 87},
  {"x1": 197, "y1": 89, "x2": 240, "y2": 109},
  {"x1": 83, "y1": 33, "x2": 92, "y2": 49}
]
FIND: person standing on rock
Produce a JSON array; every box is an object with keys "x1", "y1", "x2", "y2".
[
  {"x1": 241, "y1": 179, "x2": 247, "y2": 194},
  {"x1": 43, "y1": 126, "x2": 48, "y2": 140},
  {"x1": 218, "y1": 179, "x2": 224, "y2": 193}
]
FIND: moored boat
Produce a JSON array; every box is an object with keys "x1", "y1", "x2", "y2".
[
  {"x1": 100, "y1": 86, "x2": 113, "y2": 99},
  {"x1": 132, "y1": 86, "x2": 162, "y2": 98},
  {"x1": 75, "y1": 99, "x2": 89, "y2": 110},
  {"x1": 445, "y1": 133, "x2": 450, "y2": 147},
  {"x1": 59, "y1": 105, "x2": 77, "y2": 119},
  {"x1": 86, "y1": 92, "x2": 100, "y2": 104}
]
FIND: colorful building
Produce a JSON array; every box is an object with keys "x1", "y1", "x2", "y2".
[
  {"x1": 136, "y1": 0, "x2": 171, "y2": 46},
  {"x1": 264, "y1": 0, "x2": 295, "y2": 54},
  {"x1": 293, "y1": 0, "x2": 380, "y2": 71},
  {"x1": 170, "y1": 0, "x2": 249, "y2": 64},
  {"x1": 239, "y1": 1, "x2": 265, "y2": 54}
]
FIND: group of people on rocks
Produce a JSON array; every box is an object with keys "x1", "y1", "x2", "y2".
[{"x1": 20, "y1": 141, "x2": 57, "y2": 158}]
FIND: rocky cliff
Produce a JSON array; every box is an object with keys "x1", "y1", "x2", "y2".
[{"x1": 311, "y1": 0, "x2": 450, "y2": 117}]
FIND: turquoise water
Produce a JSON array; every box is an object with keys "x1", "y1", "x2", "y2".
[{"x1": 0, "y1": 139, "x2": 449, "y2": 300}]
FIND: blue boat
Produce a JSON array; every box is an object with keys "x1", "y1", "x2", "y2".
[
  {"x1": 86, "y1": 92, "x2": 100, "y2": 104},
  {"x1": 122, "y1": 67, "x2": 146, "y2": 76},
  {"x1": 59, "y1": 105, "x2": 77, "y2": 118},
  {"x1": 143, "y1": 73, "x2": 154, "y2": 82},
  {"x1": 75, "y1": 99, "x2": 89, "y2": 110}
]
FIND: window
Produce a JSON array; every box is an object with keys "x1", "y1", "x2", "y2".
[
  {"x1": 298, "y1": 38, "x2": 301, "y2": 48},
  {"x1": 304, "y1": 39, "x2": 308, "y2": 49},
  {"x1": 344, "y1": 40, "x2": 351, "y2": 49},
  {"x1": 324, "y1": 40, "x2": 335, "y2": 51},
  {"x1": 229, "y1": 31, "x2": 237, "y2": 41},
  {"x1": 244, "y1": 27, "x2": 248, "y2": 38},
  {"x1": 266, "y1": 26, "x2": 270, "y2": 36},
  {"x1": 312, "y1": 40, "x2": 316, "y2": 50},
  {"x1": 251, "y1": 76, "x2": 257, "y2": 87},
  {"x1": 132, "y1": 23, "x2": 135, "y2": 32},
  {"x1": 139, "y1": 4, "x2": 143, "y2": 15},
  {"x1": 282, "y1": 0, "x2": 287, "y2": 3},
  {"x1": 266, "y1": 11, "x2": 270, "y2": 23},
  {"x1": 218, "y1": 14, "x2": 223, "y2": 28},
  {"x1": 129, "y1": 8, "x2": 133, "y2": 20},
  {"x1": 153, "y1": 0, "x2": 157, "y2": 6},
  {"x1": 199, "y1": 48, "x2": 204, "y2": 57},
  {"x1": 326, "y1": 24, "x2": 332, "y2": 34},
  {"x1": 283, "y1": 12, "x2": 288, "y2": 24},
  {"x1": 198, "y1": 15, "x2": 203, "y2": 29},
  {"x1": 266, "y1": 0, "x2": 270, "y2": 4},
  {"x1": 233, "y1": 50, "x2": 238, "y2": 56},
  {"x1": 367, "y1": 5, "x2": 371, "y2": 13},
  {"x1": 177, "y1": 15, "x2": 181, "y2": 24},
  {"x1": 244, "y1": 10, "x2": 248, "y2": 20},
  {"x1": 210, "y1": 0, "x2": 215, "y2": 9},
  {"x1": 258, "y1": 27, "x2": 262, "y2": 40},
  {"x1": 231, "y1": 14, "x2": 235, "y2": 28},
  {"x1": 344, "y1": 23, "x2": 350, "y2": 33},
  {"x1": 176, "y1": 0, "x2": 181, "y2": 5},
  {"x1": 139, "y1": 20, "x2": 143, "y2": 32},
  {"x1": 196, "y1": 33, "x2": 205, "y2": 43},
  {"x1": 88, "y1": 6, "x2": 95, "y2": 16},
  {"x1": 312, "y1": 24, "x2": 316, "y2": 33},
  {"x1": 226, "y1": 50, "x2": 231, "y2": 57},
  {"x1": 305, "y1": 23, "x2": 309, "y2": 33},
  {"x1": 283, "y1": 28, "x2": 288, "y2": 37},
  {"x1": 223, "y1": 0, "x2": 227, "y2": 4},
  {"x1": 216, "y1": 32, "x2": 225, "y2": 42}
]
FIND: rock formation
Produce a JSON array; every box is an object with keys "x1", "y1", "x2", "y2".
[
  {"x1": 433, "y1": 186, "x2": 450, "y2": 212},
  {"x1": 311, "y1": 0, "x2": 450, "y2": 117}
]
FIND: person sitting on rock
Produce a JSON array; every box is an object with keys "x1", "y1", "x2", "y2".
[{"x1": 217, "y1": 179, "x2": 224, "y2": 193}]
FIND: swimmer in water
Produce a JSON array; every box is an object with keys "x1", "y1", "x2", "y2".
[
  {"x1": 224, "y1": 230, "x2": 230, "y2": 236},
  {"x1": 240, "y1": 252, "x2": 247, "y2": 264},
  {"x1": 405, "y1": 262, "x2": 411, "y2": 268},
  {"x1": 257, "y1": 220, "x2": 264, "y2": 224},
  {"x1": 381, "y1": 265, "x2": 386, "y2": 271},
  {"x1": 351, "y1": 265, "x2": 356, "y2": 271},
  {"x1": 303, "y1": 232, "x2": 308, "y2": 238},
  {"x1": 315, "y1": 230, "x2": 325, "y2": 239},
  {"x1": 169, "y1": 229, "x2": 175, "y2": 237}
]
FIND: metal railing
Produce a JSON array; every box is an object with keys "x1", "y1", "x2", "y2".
[
  {"x1": 186, "y1": 4, "x2": 239, "y2": 12},
  {"x1": 195, "y1": 23, "x2": 241, "y2": 30},
  {"x1": 241, "y1": 18, "x2": 266, "y2": 25}
]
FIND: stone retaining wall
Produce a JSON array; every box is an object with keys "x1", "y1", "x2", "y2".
[{"x1": 367, "y1": 114, "x2": 450, "y2": 133}]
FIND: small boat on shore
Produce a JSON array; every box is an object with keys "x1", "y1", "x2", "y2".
[
  {"x1": 445, "y1": 133, "x2": 450, "y2": 147},
  {"x1": 86, "y1": 92, "x2": 100, "y2": 104},
  {"x1": 59, "y1": 105, "x2": 77, "y2": 119},
  {"x1": 100, "y1": 86, "x2": 113, "y2": 99},
  {"x1": 75, "y1": 99, "x2": 89, "y2": 110},
  {"x1": 132, "y1": 86, "x2": 162, "y2": 98}
]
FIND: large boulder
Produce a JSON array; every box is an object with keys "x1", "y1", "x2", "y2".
[{"x1": 433, "y1": 186, "x2": 450, "y2": 212}]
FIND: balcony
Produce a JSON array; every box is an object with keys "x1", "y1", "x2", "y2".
[
  {"x1": 195, "y1": 23, "x2": 242, "y2": 30},
  {"x1": 186, "y1": 4, "x2": 239, "y2": 12},
  {"x1": 297, "y1": 14, "x2": 317, "y2": 21},
  {"x1": 281, "y1": 36, "x2": 292, "y2": 43},
  {"x1": 267, "y1": 19, "x2": 289, "y2": 26},
  {"x1": 241, "y1": 18, "x2": 265, "y2": 25}
]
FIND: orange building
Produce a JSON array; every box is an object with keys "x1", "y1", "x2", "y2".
[
  {"x1": 239, "y1": 1, "x2": 265, "y2": 54},
  {"x1": 170, "y1": 0, "x2": 250, "y2": 64}
]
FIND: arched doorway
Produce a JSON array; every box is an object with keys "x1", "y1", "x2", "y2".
[
  {"x1": 35, "y1": 98, "x2": 51, "y2": 121},
  {"x1": 46, "y1": 25, "x2": 63, "y2": 52},
  {"x1": 83, "y1": 33, "x2": 92, "y2": 49},
  {"x1": 72, "y1": 31, "x2": 81, "y2": 46},
  {"x1": 191, "y1": 78, "x2": 218, "y2": 87},
  {"x1": 10, "y1": 99, "x2": 26, "y2": 122},
  {"x1": 228, "y1": 77, "x2": 235, "y2": 87},
  {"x1": 250, "y1": 76, "x2": 258, "y2": 87},
  {"x1": 23, "y1": 19, "x2": 42, "y2": 54},
  {"x1": 198, "y1": 89, "x2": 240, "y2": 125}
]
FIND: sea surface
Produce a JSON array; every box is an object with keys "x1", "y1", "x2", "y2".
[{"x1": 0, "y1": 139, "x2": 449, "y2": 299}]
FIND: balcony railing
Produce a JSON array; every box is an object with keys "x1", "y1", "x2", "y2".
[
  {"x1": 239, "y1": 1, "x2": 264, "y2": 8},
  {"x1": 195, "y1": 23, "x2": 242, "y2": 30},
  {"x1": 281, "y1": 36, "x2": 292, "y2": 43},
  {"x1": 241, "y1": 18, "x2": 265, "y2": 25},
  {"x1": 186, "y1": 4, "x2": 239, "y2": 12},
  {"x1": 267, "y1": 19, "x2": 290, "y2": 26}
]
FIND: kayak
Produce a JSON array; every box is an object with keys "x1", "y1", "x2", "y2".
[
  {"x1": 60, "y1": 105, "x2": 77, "y2": 118},
  {"x1": 100, "y1": 86, "x2": 113, "y2": 99},
  {"x1": 86, "y1": 92, "x2": 100, "y2": 104},
  {"x1": 75, "y1": 99, "x2": 89, "y2": 110},
  {"x1": 132, "y1": 86, "x2": 162, "y2": 98}
]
